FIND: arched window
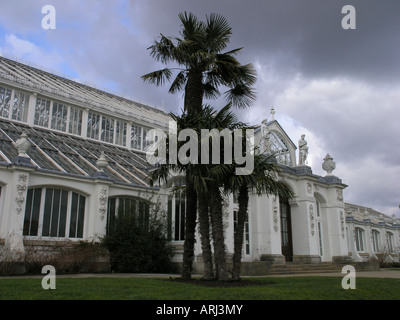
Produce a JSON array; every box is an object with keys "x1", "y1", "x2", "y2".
[
  {"x1": 355, "y1": 228, "x2": 365, "y2": 252},
  {"x1": 107, "y1": 196, "x2": 150, "y2": 233},
  {"x1": 387, "y1": 232, "x2": 394, "y2": 253},
  {"x1": 167, "y1": 177, "x2": 186, "y2": 241},
  {"x1": 372, "y1": 230, "x2": 380, "y2": 253},
  {"x1": 280, "y1": 198, "x2": 293, "y2": 262},
  {"x1": 23, "y1": 187, "x2": 86, "y2": 239}
]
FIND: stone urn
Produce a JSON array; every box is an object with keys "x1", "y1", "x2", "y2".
[
  {"x1": 96, "y1": 151, "x2": 108, "y2": 172},
  {"x1": 15, "y1": 132, "x2": 31, "y2": 157},
  {"x1": 322, "y1": 153, "x2": 336, "y2": 176}
]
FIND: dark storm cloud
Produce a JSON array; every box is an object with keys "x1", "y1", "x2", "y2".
[
  {"x1": 132, "y1": 0, "x2": 400, "y2": 83},
  {"x1": 0, "y1": 0, "x2": 398, "y2": 216}
]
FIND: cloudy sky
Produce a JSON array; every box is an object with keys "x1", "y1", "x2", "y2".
[{"x1": 0, "y1": 0, "x2": 399, "y2": 217}]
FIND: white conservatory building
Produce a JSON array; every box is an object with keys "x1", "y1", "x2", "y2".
[{"x1": 0, "y1": 56, "x2": 398, "y2": 274}]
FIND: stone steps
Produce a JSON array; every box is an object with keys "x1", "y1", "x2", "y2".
[
  {"x1": 270, "y1": 263, "x2": 344, "y2": 274},
  {"x1": 269, "y1": 261, "x2": 380, "y2": 274}
]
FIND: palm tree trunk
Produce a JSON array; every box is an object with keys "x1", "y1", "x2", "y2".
[
  {"x1": 198, "y1": 192, "x2": 214, "y2": 280},
  {"x1": 209, "y1": 183, "x2": 229, "y2": 281},
  {"x1": 181, "y1": 176, "x2": 197, "y2": 279},
  {"x1": 232, "y1": 183, "x2": 249, "y2": 280},
  {"x1": 180, "y1": 69, "x2": 203, "y2": 279},
  {"x1": 184, "y1": 70, "x2": 204, "y2": 113}
]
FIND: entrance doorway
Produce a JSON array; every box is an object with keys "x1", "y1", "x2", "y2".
[{"x1": 280, "y1": 198, "x2": 293, "y2": 262}]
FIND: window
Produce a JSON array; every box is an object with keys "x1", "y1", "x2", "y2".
[
  {"x1": 51, "y1": 102, "x2": 68, "y2": 132},
  {"x1": 316, "y1": 200, "x2": 321, "y2": 217},
  {"x1": 42, "y1": 188, "x2": 68, "y2": 237},
  {"x1": 355, "y1": 228, "x2": 365, "y2": 252},
  {"x1": 87, "y1": 112, "x2": 127, "y2": 146},
  {"x1": 23, "y1": 188, "x2": 86, "y2": 239},
  {"x1": 87, "y1": 112, "x2": 101, "y2": 139},
  {"x1": 115, "y1": 120, "x2": 127, "y2": 146},
  {"x1": 34, "y1": 97, "x2": 51, "y2": 127},
  {"x1": 387, "y1": 232, "x2": 394, "y2": 253},
  {"x1": 233, "y1": 210, "x2": 250, "y2": 255},
  {"x1": 69, "y1": 192, "x2": 86, "y2": 238},
  {"x1": 12, "y1": 90, "x2": 28, "y2": 122},
  {"x1": 166, "y1": 178, "x2": 186, "y2": 241},
  {"x1": 173, "y1": 188, "x2": 186, "y2": 241},
  {"x1": 33, "y1": 96, "x2": 83, "y2": 135},
  {"x1": 69, "y1": 106, "x2": 82, "y2": 135},
  {"x1": 142, "y1": 127, "x2": 152, "y2": 151},
  {"x1": 23, "y1": 188, "x2": 42, "y2": 236},
  {"x1": 107, "y1": 196, "x2": 150, "y2": 233},
  {"x1": 372, "y1": 230, "x2": 380, "y2": 252},
  {"x1": 0, "y1": 86, "x2": 29, "y2": 122},
  {"x1": 269, "y1": 131, "x2": 292, "y2": 166},
  {"x1": 101, "y1": 115, "x2": 114, "y2": 143},
  {"x1": 232, "y1": 191, "x2": 239, "y2": 204},
  {"x1": 131, "y1": 124, "x2": 142, "y2": 150},
  {"x1": 280, "y1": 202, "x2": 290, "y2": 247},
  {"x1": 0, "y1": 86, "x2": 12, "y2": 119},
  {"x1": 130, "y1": 124, "x2": 154, "y2": 151}
]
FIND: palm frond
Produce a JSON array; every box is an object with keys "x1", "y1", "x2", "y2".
[
  {"x1": 202, "y1": 82, "x2": 220, "y2": 100},
  {"x1": 169, "y1": 70, "x2": 187, "y2": 94},
  {"x1": 148, "y1": 34, "x2": 177, "y2": 64},
  {"x1": 205, "y1": 13, "x2": 232, "y2": 52},
  {"x1": 141, "y1": 68, "x2": 173, "y2": 86},
  {"x1": 222, "y1": 47, "x2": 244, "y2": 56},
  {"x1": 224, "y1": 84, "x2": 257, "y2": 109},
  {"x1": 179, "y1": 12, "x2": 204, "y2": 43}
]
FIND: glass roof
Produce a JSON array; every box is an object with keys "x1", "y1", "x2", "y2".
[
  {"x1": 0, "y1": 119, "x2": 151, "y2": 187},
  {"x1": 270, "y1": 131, "x2": 292, "y2": 166}
]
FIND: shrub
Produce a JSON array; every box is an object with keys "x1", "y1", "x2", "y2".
[
  {"x1": 0, "y1": 247, "x2": 24, "y2": 275},
  {"x1": 24, "y1": 240, "x2": 110, "y2": 274},
  {"x1": 102, "y1": 202, "x2": 174, "y2": 273}
]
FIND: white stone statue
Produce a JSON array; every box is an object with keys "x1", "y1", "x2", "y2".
[
  {"x1": 298, "y1": 134, "x2": 308, "y2": 165},
  {"x1": 259, "y1": 118, "x2": 272, "y2": 155}
]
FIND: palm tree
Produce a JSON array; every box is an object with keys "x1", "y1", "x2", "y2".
[
  {"x1": 197, "y1": 104, "x2": 250, "y2": 281},
  {"x1": 220, "y1": 152, "x2": 294, "y2": 280},
  {"x1": 148, "y1": 108, "x2": 203, "y2": 279},
  {"x1": 149, "y1": 104, "x2": 247, "y2": 280},
  {"x1": 143, "y1": 12, "x2": 257, "y2": 280},
  {"x1": 142, "y1": 12, "x2": 257, "y2": 113}
]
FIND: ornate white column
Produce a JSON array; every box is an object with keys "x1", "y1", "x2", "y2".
[
  {"x1": 3, "y1": 157, "x2": 35, "y2": 273},
  {"x1": 87, "y1": 152, "x2": 113, "y2": 240}
]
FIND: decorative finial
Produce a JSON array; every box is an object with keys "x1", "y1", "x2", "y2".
[
  {"x1": 363, "y1": 210, "x2": 369, "y2": 221},
  {"x1": 96, "y1": 151, "x2": 108, "y2": 172},
  {"x1": 322, "y1": 153, "x2": 336, "y2": 176},
  {"x1": 15, "y1": 132, "x2": 31, "y2": 157},
  {"x1": 270, "y1": 106, "x2": 275, "y2": 120}
]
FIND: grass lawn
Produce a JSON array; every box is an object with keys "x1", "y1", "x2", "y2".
[{"x1": 0, "y1": 276, "x2": 399, "y2": 300}]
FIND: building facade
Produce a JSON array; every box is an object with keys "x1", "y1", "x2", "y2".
[{"x1": 0, "y1": 56, "x2": 398, "y2": 274}]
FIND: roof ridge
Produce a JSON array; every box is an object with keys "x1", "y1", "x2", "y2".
[{"x1": 0, "y1": 54, "x2": 168, "y2": 117}]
